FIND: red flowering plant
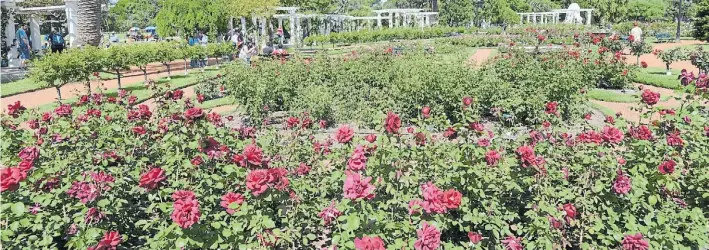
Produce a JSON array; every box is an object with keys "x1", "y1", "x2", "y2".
[{"x1": 2, "y1": 43, "x2": 709, "y2": 250}]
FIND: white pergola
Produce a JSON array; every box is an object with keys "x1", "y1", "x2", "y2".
[
  {"x1": 2, "y1": 0, "x2": 78, "y2": 66},
  {"x1": 372, "y1": 9, "x2": 437, "y2": 29},
  {"x1": 517, "y1": 8, "x2": 593, "y2": 25}
]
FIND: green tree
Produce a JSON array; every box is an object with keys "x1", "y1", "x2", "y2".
[
  {"x1": 155, "y1": 42, "x2": 181, "y2": 79},
  {"x1": 576, "y1": 0, "x2": 630, "y2": 23},
  {"x1": 29, "y1": 50, "x2": 86, "y2": 102},
  {"x1": 103, "y1": 45, "x2": 133, "y2": 89},
  {"x1": 627, "y1": 0, "x2": 667, "y2": 21},
  {"x1": 482, "y1": 0, "x2": 520, "y2": 24},
  {"x1": 439, "y1": 0, "x2": 474, "y2": 26},
  {"x1": 108, "y1": 0, "x2": 161, "y2": 31},
  {"x1": 694, "y1": 0, "x2": 709, "y2": 41},
  {"x1": 155, "y1": 0, "x2": 227, "y2": 37}
]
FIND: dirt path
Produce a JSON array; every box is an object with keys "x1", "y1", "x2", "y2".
[
  {"x1": 624, "y1": 40, "x2": 706, "y2": 71},
  {"x1": 468, "y1": 49, "x2": 494, "y2": 66},
  {"x1": 2, "y1": 58, "x2": 220, "y2": 110}
]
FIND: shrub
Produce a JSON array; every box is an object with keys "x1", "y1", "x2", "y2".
[
  {"x1": 656, "y1": 47, "x2": 687, "y2": 72},
  {"x1": 303, "y1": 27, "x2": 472, "y2": 46},
  {"x1": 102, "y1": 45, "x2": 134, "y2": 89},
  {"x1": 1, "y1": 78, "x2": 707, "y2": 249},
  {"x1": 29, "y1": 49, "x2": 88, "y2": 102}
]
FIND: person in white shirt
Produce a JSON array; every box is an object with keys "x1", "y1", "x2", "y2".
[
  {"x1": 199, "y1": 32, "x2": 208, "y2": 68},
  {"x1": 629, "y1": 22, "x2": 643, "y2": 43}
]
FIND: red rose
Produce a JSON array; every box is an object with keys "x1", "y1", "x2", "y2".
[
  {"x1": 501, "y1": 236, "x2": 524, "y2": 250},
  {"x1": 347, "y1": 146, "x2": 368, "y2": 171},
  {"x1": 77, "y1": 95, "x2": 89, "y2": 105},
  {"x1": 548, "y1": 216, "x2": 562, "y2": 229},
  {"x1": 658, "y1": 160, "x2": 676, "y2": 175},
  {"x1": 666, "y1": 131, "x2": 684, "y2": 147},
  {"x1": 26, "y1": 119, "x2": 39, "y2": 129},
  {"x1": 343, "y1": 172, "x2": 375, "y2": 200},
  {"x1": 470, "y1": 122, "x2": 484, "y2": 132},
  {"x1": 318, "y1": 201, "x2": 342, "y2": 226},
  {"x1": 286, "y1": 117, "x2": 299, "y2": 129},
  {"x1": 354, "y1": 236, "x2": 385, "y2": 250},
  {"x1": 139, "y1": 168, "x2": 166, "y2": 190},
  {"x1": 443, "y1": 127, "x2": 457, "y2": 139},
  {"x1": 6, "y1": 101, "x2": 26, "y2": 118},
  {"x1": 88, "y1": 231, "x2": 121, "y2": 250},
  {"x1": 601, "y1": 126, "x2": 624, "y2": 144},
  {"x1": 66, "y1": 181, "x2": 100, "y2": 203},
  {"x1": 171, "y1": 193, "x2": 201, "y2": 229},
  {"x1": 335, "y1": 125, "x2": 355, "y2": 143},
  {"x1": 132, "y1": 126, "x2": 147, "y2": 135},
  {"x1": 640, "y1": 89, "x2": 660, "y2": 105},
  {"x1": 301, "y1": 117, "x2": 313, "y2": 129},
  {"x1": 462, "y1": 96, "x2": 473, "y2": 107},
  {"x1": 183, "y1": 107, "x2": 204, "y2": 120},
  {"x1": 622, "y1": 233, "x2": 649, "y2": 250},
  {"x1": 468, "y1": 232, "x2": 483, "y2": 244},
  {"x1": 414, "y1": 222, "x2": 441, "y2": 250},
  {"x1": 296, "y1": 162, "x2": 311, "y2": 176},
  {"x1": 613, "y1": 171, "x2": 632, "y2": 195},
  {"x1": 441, "y1": 189, "x2": 461, "y2": 209},
  {"x1": 17, "y1": 160, "x2": 33, "y2": 171},
  {"x1": 537, "y1": 34, "x2": 546, "y2": 42},
  {"x1": 220, "y1": 192, "x2": 245, "y2": 215},
  {"x1": 542, "y1": 120, "x2": 551, "y2": 128},
  {"x1": 85, "y1": 207, "x2": 105, "y2": 225},
  {"x1": 384, "y1": 112, "x2": 401, "y2": 134},
  {"x1": 630, "y1": 126, "x2": 654, "y2": 140},
  {"x1": 54, "y1": 104, "x2": 73, "y2": 117},
  {"x1": 18, "y1": 146, "x2": 39, "y2": 162},
  {"x1": 191, "y1": 155, "x2": 203, "y2": 166},
  {"x1": 172, "y1": 89, "x2": 184, "y2": 100},
  {"x1": 516, "y1": 145, "x2": 536, "y2": 168},
  {"x1": 319, "y1": 120, "x2": 328, "y2": 129},
  {"x1": 364, "y1": 134, "x2": 377, "y2": 143},
  {"x1": 641, "y1": 61, "x2": 648, "y2": 68},
  {"x1": 246, "y1": 169, "x2": 270, "y2": 196},
  {"x1": 563, "y1": 203, "x2": 577, "y2": 220},
  {"x1": 485, "y1": 150, "x2": 501, "y2": 166},
  {"x1": 421, "y1": 106, "x2": 431, "y2": 118},
  {"x1": 1, "y1": 168, "x2": 27, "y2": 192},
  {"x1": 414, "y1": 132, "x2": 427, "y2": 145},
  {"x1": 243, "y1": 144, "x2": 263, "y2": 166},
  {"x1": 545, "y1": 102, "x2": 558, "y2": 115}
]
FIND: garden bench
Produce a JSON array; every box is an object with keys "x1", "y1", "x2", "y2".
[{"x1": 655, "y1": 33, "x2": 673, "y2": 43}]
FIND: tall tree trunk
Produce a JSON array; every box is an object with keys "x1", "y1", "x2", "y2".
[
  {"x1": 76, "y1": 0, "x2": 102, "y2": 47},
  {"x1": 116, "y1": 70, "x2": 122, "y2": 89},
  {"x1": 55, "y1": 86, "x2": 63, "y2": 103}
]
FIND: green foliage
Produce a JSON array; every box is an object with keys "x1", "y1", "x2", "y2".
[
  {"x1": 576, "y1": 0, "x2": 630, "y2": 23},
  {"x1": 482, "y1": 0, "x2": 520, "y2": 24},
  {"x1": 154, "y1": 0, "x2": 227, "y2": 37},
  {"x1": 302, "y1": 27, "x2": 481, "y2": 46},
  {"x1": 108, "y1": 0, "x2": 161, "y2": 31},
  {"x1": 688, "y1": 46, "x2": 709, "y2": 72},
  {"x1": 29, "y1": 50, "x2": 87, "y2": 91},
  {"x1": 627, "y1": 0, "x2": 668, "y2": 21},
  {"x1": 2, "y1": 68, "x2": 708, "y2": 249},
  {"x1": 439, "y1": 0, "x2": 474, "y2": 27},
  {"x1": 657, "y1": 47, "x2": 687, "y2": 70},
  {"x1": 694, "y1": 0, "x2": 709, "y2": 42}
]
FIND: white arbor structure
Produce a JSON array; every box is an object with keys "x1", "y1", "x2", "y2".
[
  {"x1": 2, "y1": 0, "x2": 78, "y2": 66},
  {"x1": 517, "y1": 3, "x2": 593, "y2": 25}
]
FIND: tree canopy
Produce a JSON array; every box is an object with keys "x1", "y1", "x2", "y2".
[
  {"x1": 694, "y1": 0, "x2": 709, "y2": 41},
  {"x1": 108, "y1": 0, "x2": 161, "y2": 31}
]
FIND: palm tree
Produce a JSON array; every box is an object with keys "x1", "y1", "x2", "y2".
[{"x1": 75, "y1": 0, "x2": 103, "y2": 46}]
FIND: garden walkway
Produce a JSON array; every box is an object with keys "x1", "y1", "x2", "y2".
[
  {"x1": 593, "y1": 40, "x2": 704, "y2": 122},
  {"x1": 468, "y1": 48, "x2": 494, "y2": 66}
]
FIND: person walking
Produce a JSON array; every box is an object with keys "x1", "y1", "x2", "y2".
[
  {"x1": 47, "y1": 29, "x2": 66, "y2": 53},
  {"x1": 239, "y1": 41, "x2": 250, "y2": 65},
  {"x1": 629, "y1": 22, "x2": 643, "y2": 43},
  {"x1": 199, "y1": 31, "x2": 209, "y2": 69},
  {"x1": 15, "y1": 24, "x2": 31, "y2": 69},
  {"x1": 188, "y1": 33, "x2": 199, "y2": 68}
]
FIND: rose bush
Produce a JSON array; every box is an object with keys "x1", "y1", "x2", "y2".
[{"x1": 1, "y1": 68, "x2": 708, "y2": 249}]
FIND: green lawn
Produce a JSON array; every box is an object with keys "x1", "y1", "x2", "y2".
[
  {"x1": 587, "y1": 88, "x2": 638, "y2": 103},
  {"x1": 588, "y1": 102, "x2": 616, "y2": 117},
  {"x1": 198, "y1": 96, "x2": 235, "y2": 110},
  {"x1": 2, "y1": 72, "x2": 115, "y2": 98},
  {"x1": 634, "y1": 67, "x2": 683, "y2": 90},
  {"x1": 36, "y1": 69, "x2": 221, "y2": 113}
]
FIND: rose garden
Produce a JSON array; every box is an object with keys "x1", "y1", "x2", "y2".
[{"x1": 2, "y1": 3, "x2": 709, "y2": 250}]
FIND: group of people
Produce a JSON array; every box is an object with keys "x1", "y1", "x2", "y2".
[
  {"x1": 188, "y1": 31, "x2": 209, "y2": 69},
  {"x1": 11, "y1": 24, "x2": 65, "y2": 69}
]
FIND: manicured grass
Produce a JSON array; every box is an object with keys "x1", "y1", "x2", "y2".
[
  {"x1": 3, "y1": 72, "x2": 116, "y2": 98},
  {"x1": 634, "y1": 67, "x2": 683, "y2": 90},
  {"x1": 587, "y1": 88, "x2": 638, "y2": 103},
  {"x1": 198, "y1": 96, "x2": 235, "y2": 110},
  {"x1": 36, "y1": 69, "x2": 221, "y2": 113},
  {"x1": 588, "y1": 102, "x2": 616, "y2": 117}
]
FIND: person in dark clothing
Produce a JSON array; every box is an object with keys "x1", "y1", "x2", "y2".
[
  {"x1": 262, "y1": 42, "x2": 274, "y2": 55},
  {"x1": 47, "y1": 29, "x2": 66, "y2": 53}
]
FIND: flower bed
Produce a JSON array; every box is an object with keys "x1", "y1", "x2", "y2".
[{"x1": 1, "y1": 77, "x2": 708, "y2": 249}]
